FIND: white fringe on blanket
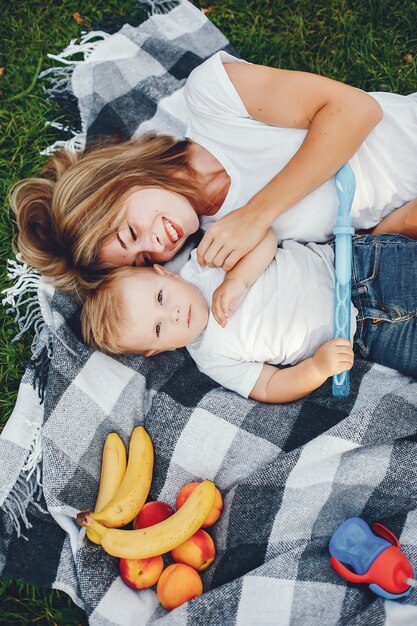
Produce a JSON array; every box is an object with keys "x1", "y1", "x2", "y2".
[
  {"x1": 46, "y1": 30, "x2": 111, "y2": 66},
  {"x1": 41, "y1": 122, "x2": 86, "y2": 156},
  {"x1": 140, "y1": 0, "x2": 182, "y2": 13},
  {"x1": 3, "y1": 463, "x2": 48, "y2": 540},
  {"x1": 2, "y1": 254, "x2": 43, "y2": 343},
  {"x1": 38, "y1": 29, "x2": 110, "y2": 155},
  {"x1": 3, "y1": 476, "x2": 38, "y2": 539},
  {"x1": 1, "y1": 253, "x2": 81, "y2": 536},
  {"x1": 0, "y1": 360, "x2": 48, "y2": 539},
  {"x1": 2, "y1": 259, "x2": 55, "y2": 536},
  {"x1": 3, "y1": 254, "x2": 79, "y2": 360}
]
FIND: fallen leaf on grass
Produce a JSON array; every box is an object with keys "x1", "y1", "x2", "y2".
[
  {"x1": 404, "y1": 54, "x2": 414, "y2": 64},
  {"x1": 72, "y1": 12, "x2": 85, "y2": 25},
  {"x1": 202, "y1": 7, "x2": 215, "y2": 14},
  {"x1": 0, "y1": 67, "x2": 5, "y2": 78}
]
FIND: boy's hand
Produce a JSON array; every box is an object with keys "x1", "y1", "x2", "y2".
[
  {"x1": 312, "y1": 338, "x2": 354, "y2": 378},
  {"x1": 212, "y1": 278, "x2": 248, "y2": 327}
]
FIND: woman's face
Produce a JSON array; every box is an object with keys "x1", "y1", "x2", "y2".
[{"x1": 100, "y1": 187, "x2": 200, "y2": 267}]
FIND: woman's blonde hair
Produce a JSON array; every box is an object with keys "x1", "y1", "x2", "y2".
[
  {"x1": 10, "y1": 133, "x2": 200, "y2": 297},
  {"x1": 81, "y1": 266, "x2": 141, "y2": 354}
]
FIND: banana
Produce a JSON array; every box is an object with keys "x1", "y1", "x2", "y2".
[
  {"x1": 90, "y1": 426, "x2": 154, "y2": 528},
  {"x1": 87, "y1": 432, "x2": 127, "y2": 544},
  {"x1": 77, "y1": 480, "x2": 216, "y2": 559}
]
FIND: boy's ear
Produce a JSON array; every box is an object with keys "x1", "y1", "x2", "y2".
[{"x1": 152, "y1": 264, "x2": 177, "y2": 278}]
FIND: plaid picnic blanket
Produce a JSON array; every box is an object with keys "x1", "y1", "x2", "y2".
[{"x1": 2, "y1": 1, "x2": 417, "y2": 624}]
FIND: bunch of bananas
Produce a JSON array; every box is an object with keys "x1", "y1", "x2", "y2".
[{"x1": 77, "y1": 426, "x2": 216, "y2": 559}]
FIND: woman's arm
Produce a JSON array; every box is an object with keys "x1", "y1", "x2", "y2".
[
  {"x1": 250, "y1": 338, "x2": 354, "y2": 403},
  {"x1": 370, "y1": 197, "x2": 417, "y2": 238},
  {"x1": 197, "y1": 63, "x2": 383, "y2": 270}
]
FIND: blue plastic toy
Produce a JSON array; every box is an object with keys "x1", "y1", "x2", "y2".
[
  {"x1": 329, "y1": 517, "x2": 416, "y2": 599},
  {"x1": 332, "y1": 163, "x2": 355, "y2": 397}
]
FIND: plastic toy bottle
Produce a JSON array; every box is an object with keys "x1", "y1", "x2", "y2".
[
  {"x1": 332, "y1": 163, "x2": 355, "y2": 397},
  {"x1": 329, "y1": 517, "x2": 415, "y2": 599}
]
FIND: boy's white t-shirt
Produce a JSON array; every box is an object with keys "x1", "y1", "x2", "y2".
[
  {"x1": 184, "y1": 51, "x2": 417, "y2": 242},
  {"x1": 180, "y1": 243, "x2": 357, "y2": 398}
]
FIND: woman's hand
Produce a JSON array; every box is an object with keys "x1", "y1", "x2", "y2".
[
  {"x1": 212, "y1": 277, "x2": 248, "y2": 327},
  {"x1": 197, "y1": 205, "x2": 268, "y2": 271},
  {"x1": 312, "y1": 338, "x2": 354, "y2": 378}
]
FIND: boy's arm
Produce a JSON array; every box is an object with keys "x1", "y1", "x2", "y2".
[
  {"x1": 212, "y1": 228, "x2": 277, "y2": 326},
  {"x1": 226, "y1": 227, "x2": 278, "y2": 287},
  {"x1": 250, "y1": 338, "x2": 354, "y2": 403}
]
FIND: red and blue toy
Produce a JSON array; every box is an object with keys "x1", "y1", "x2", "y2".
[{"x1": 329, "y1": 517, "x2": 415, "y2": 599}]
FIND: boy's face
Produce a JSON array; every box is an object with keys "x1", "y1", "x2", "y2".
[{"x1": 116, "y1": 265, "x2": 209, "y2": 355}]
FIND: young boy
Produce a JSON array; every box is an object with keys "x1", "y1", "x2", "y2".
[{"x1": 81, "y1": 231, "x2": 417, "y2": 403}]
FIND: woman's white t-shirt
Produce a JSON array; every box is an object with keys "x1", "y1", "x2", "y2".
[{"x1": 184, "y1": 51, "x2": 417, "y2": 242}]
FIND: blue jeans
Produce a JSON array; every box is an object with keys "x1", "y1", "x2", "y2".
[{"x1": 344, "y1": 234, "x2": 417, "y2": 377}]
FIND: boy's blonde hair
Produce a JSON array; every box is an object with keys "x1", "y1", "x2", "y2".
[
  {"x1": 10, "y1": 133, "x2": 200, "y2": 298},
  {"x1": 81, "y1": 266, "x2": 141, "y2": 354}
]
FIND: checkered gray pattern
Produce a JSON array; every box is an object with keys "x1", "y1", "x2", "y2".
[
  {"x1": 56, "y1": 0, "x2": 234, "y2": 146},
  {"x1": 2, "y1": 1, "x2": 417, "y2": 624}
]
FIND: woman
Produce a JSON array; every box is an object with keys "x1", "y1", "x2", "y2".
[{"x1": 11, "y1": 51, "x2": 417, "y2": 295}]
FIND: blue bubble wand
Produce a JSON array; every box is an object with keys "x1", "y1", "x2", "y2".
[{"x1": 332, "y1": 163, "x2": 355, "y2": 397}]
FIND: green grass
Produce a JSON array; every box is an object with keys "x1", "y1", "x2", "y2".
[
  {"x1": 0, "y1": 579, "x2": 87, "y2": 626},
  {"x1": 1, "y1": 0, "x2": 417, "y2": 623}
]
